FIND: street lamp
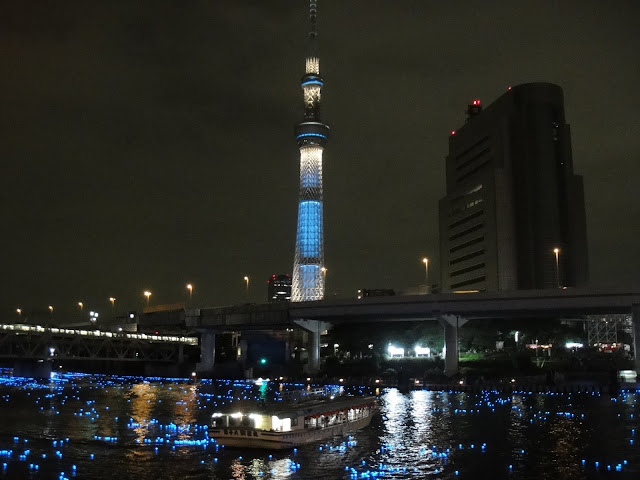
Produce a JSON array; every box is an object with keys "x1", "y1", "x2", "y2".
[
  {"x1": 553, "y1": 248, "x2": 560, "y2": 288},
  {"x1": 144, "y1": 291, "x2": 152, "y2": 306},
  {"x1": 186, "y1": 284, "x2": 193, "y2": 302},
  {"x1": 109, "y1": 297, "x2": 116, "y2": 322},
  {"x1": 48, "y1": 305, "x2": 54, "y2": 313},
  {"x1": 243, "y1": 276, "x2": 249, "y2": 297},
  {"x1": 16, "y1": 308, "x2": 22, "y2": 319},
  {"x1": 422, "y1": 257, "x2": 429, "y2": 285}
]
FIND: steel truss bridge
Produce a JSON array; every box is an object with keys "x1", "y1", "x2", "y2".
[{"x1": 0, "y1": 324, "x2": 198, "y2": 363}]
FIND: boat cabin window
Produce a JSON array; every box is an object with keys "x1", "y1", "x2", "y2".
[{"x1": 271, "y1": 416, "x2": 292, "y2": 432}]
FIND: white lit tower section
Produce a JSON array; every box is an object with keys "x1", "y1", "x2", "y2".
[{"x1": 291, "y1": 1, "x2": 330, "y2": 302}]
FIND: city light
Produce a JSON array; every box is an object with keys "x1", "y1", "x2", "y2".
[
  {"x1": 387, "y1": 344, "x2": 404, "y2": 358},
  {"x1": 144, "y1": 291, "x2": 152, "y2": 305},
  {"x1": 415, "y1": 346, "x2": 431, "y2": 357}
]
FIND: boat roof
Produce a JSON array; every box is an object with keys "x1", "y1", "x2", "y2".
[
  {"x1": 213, "y1": 395, "x2": 377, "y2": 420},
  {"x1": 292, "y1": 395, "x2": 377, "y2": 418}
]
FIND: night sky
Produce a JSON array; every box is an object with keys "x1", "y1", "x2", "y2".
[{"x1": 2, "y1": 1, "x2": 639, "y2": 322}]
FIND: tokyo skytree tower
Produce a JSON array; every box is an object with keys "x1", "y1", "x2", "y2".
[{"x1": 291, "y1": 1, "x2": 329, "y2": 302}]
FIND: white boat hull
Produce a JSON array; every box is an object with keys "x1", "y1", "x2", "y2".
[{"x1": 210, "y1": 412, "x2": 374, "y2": 449}]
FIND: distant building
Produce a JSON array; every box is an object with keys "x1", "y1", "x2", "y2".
[
  {"x1": 268, "y1": 274, "x2": 292, "y2": 303},
  {"x1": 439, "y1": 83, "x2": 589, "y2": 292}
]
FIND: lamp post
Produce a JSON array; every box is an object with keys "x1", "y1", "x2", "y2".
[
  {"x1": 422, "y1": 257, "x2": 429, "y2": 288},
  {"x1": 48, "y1": 305, "x2": 54, "y2": 326},
  {"x1": 553, "y1": 248, "x2": 560, "y2": 288},
  {"x1": 186, "y1": 284, "x2": 193, "y2": 303},
  {"x1": 78, "y1": 301, "x2": 84, "y2": 321},
  {"x1": 16, "y1": 308, "x2": 22, "y2": 320},
  {"x1": 243, "y1": 276, "x2": 249, "y2": 300},
  {"x1": 109, "y1": 297, "x2": 116, "y2": 323},
  {"x1": 144, "y1": 291, "x2": 152, "y2": 306}
]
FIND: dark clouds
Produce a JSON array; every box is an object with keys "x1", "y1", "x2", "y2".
[{"x1": 2, "y1": 1, "x2": 639, "y2": 320}]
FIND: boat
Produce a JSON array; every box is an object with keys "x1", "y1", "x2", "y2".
[{"x1": 209, "y1": 391, "x2": 377, "y2": 449}]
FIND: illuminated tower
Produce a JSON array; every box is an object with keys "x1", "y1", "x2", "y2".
[{"x1": 291, "y1": 1, "x2": 329, "y2": 302}]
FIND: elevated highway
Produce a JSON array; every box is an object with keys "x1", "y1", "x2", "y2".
[{"x1": 186, "y1": 288, "x2": 640, "y2": 375}]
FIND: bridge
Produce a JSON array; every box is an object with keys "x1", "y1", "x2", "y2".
[
  {"x1": 185, "y1": 287, "x2": 640, "y2": 376},
  {"x1": 0, "y1": 323, "x2": 198, "y2": 378}
]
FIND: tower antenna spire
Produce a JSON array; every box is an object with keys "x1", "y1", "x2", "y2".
[
  {"x1": 309, "y1": 1, "x2": 317, "y2": 36},
  {"x1": 307, "y1": 1, "x2": 318, "y2": 57}
]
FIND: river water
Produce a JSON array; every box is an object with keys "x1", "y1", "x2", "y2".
[{"x1": 0, "y1": 371, "x2": 638, "y2": 479}]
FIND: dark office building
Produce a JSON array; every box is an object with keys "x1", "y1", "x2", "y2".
[
  {"x1": 267, "y1": 274, "x2": 292, "y2": 303},
  {"x1": 439, "y1": 83, "x2": 589, "y2": 292}
]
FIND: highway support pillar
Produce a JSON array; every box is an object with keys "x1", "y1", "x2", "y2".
[
  {"x1": 438, "y1": 314, "x2": 468, "y2": 377},
  {"x1": 294, "y1": 320, "x2": 331, "y2": 374},
  {"x1": 196, "y1": 331, "x2": 216, "y2": 377},
  {"x1": 633, "y1": 304, "x2": 640, "y2": 373}
]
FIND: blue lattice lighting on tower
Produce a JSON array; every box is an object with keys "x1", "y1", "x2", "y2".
[{"x1": 292, "y1": 1, "x2": 330, "y2": 302}]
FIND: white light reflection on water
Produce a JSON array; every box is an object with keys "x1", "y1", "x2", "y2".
[{"x1": 375, "y1": 389, "x2": 442, "y2": 475}]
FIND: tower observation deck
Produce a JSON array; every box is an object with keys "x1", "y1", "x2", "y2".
[{"x1": 291, "y1": 1, "x2": 330, "y2": 302}]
